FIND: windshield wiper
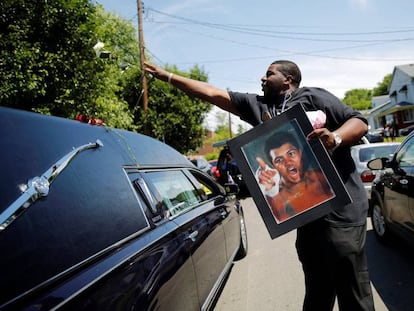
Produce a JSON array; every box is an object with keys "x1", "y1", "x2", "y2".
[{"x1": 0, "y1": 139, "x2": 103, "y2": 232}]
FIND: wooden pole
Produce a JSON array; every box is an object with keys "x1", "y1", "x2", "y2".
[
  {"x1": 137, "y1": 0, "x2": 148, "y2": 112},
  {"x1": 229, "y1": 112, "x2": 233, "y2": 138}
]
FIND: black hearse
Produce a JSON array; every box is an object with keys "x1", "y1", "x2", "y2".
[{"x1": 0, "y1": 107, "x2": 247, "y2": 310}]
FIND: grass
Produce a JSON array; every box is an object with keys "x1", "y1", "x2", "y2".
[{"x1": 384, "y1": 136, "x2": 405, "y2": 143}]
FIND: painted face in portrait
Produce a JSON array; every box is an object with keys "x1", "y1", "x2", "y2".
[{"x1": 270, "y1": 143, "x2": 303, "y2": 186}]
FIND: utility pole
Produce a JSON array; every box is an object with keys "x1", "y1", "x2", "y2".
[
  {"x1": 228, "y1": 112, "x2": 233, "y2": 138},
  {"x1": 226, "y1": 88, "x2": 233, "y2": 138},
  {"x1": 137, "y1": 0, "x2": 148, "y2": 112}
]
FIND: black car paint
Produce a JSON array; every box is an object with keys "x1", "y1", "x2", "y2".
[
  {"x1": 0, "y1": 107, "x2": 246, "y2": 310},
  {"x1": 369, "y1": 131, "x2": 414, "y2": 247}
]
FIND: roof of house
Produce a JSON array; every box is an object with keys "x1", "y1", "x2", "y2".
[
  {"x1": 395, "y1": 64, "x2": 414, "y2": 77},
  {"x1": 371, "y1": 95, "x2": 390, "y2": 108}
]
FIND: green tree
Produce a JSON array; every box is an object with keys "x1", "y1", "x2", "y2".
[
  {"x1": 202, "y1": 110, "x2": 236, "y2": 158},
  {"x1": 211, "y1": 111, "x2": 234, "y2": 142},
  {"x1": 87, "y1": 7, "x2": 213, "y2": 148},
  {"x1": 134, "y1": 65, "x2": 212, "y2": 153},
  {"x1": 0, "y1": 0, "x2": 98, "y2": 115},
  {"x1": 236, "y1": 124, "x2": 245, "y2": 135},
  {"x1": 0, "y1": 1, "x2": 135, "y2": 129},
  {"x1": 342, "y1": 88, "x2": 372, "y2": 110},
  {"x1": 0, "y1": 1, "x2": 214, "y2": 153},
  {"x1": 373, "y1": 74, "x2": 392, "y2": 96},
  {"x1": 91, "y1": 5, "x2": 139, "y2": 129}
]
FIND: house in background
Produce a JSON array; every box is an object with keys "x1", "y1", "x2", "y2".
[
  {"x1": 366, "y1": 95, "x2": 390, "y2": 131},
  {"x1": 368, "y1": 64, "x2": 414, "y2": 135}
]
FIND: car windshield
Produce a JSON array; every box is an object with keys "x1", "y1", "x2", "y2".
[{"x1": 359, "y1": 145, "x2": 399, "y2": 162}]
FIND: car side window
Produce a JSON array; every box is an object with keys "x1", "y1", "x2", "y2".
[
  {"x1": 144, "y1": 170, "x2": 202, "y2": 217},
  {"x1": 396, "y1": 138, "x2": 414, "y2": 167},
  {"x1": 186, "y1": 169, "x2": 225, "y2": 200}
]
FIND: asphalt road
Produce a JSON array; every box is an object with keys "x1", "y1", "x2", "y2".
[{"x1": 214, "y1": 198, "x2": 414, "y2": 311}]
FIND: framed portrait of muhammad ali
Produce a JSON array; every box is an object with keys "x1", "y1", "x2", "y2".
[{"x1": 227, "y1": 104, "x2": 351, "y2": 239}]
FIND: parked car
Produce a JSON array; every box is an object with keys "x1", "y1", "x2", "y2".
[
  {"x1": 370, "y1": 127, "x2": 384, "y2": 136},
  {"x1": 364, "y1": 132, "x2": 384, "y2": 143},
  {"x1": 0, "y1": 107, "x2": 248, "y2": 311},
  {"x1": 350, "y1": 142, "x2": 400, "y2": 200},
  {"x1": 398, "y1": 124, "x2": 414, "y2": 136},
  {"x1": 368, "y1": 131, "x2": 414, "y2": 246},
  {"x1": 189, "y1": 157, "x2": 213, "y2": 176}
]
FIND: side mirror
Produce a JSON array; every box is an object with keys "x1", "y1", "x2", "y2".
[{"x1": 367, "y1": 157, "x2": 388, "y2": 170}]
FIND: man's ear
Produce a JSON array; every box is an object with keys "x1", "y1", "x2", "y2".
[{"x1": 286, "y1": 75, "x2": 294, "y2": 84}]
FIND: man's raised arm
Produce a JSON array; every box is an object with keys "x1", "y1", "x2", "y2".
[{"x1": 143, "y1": 62, "x2": 240, "y2": 116}]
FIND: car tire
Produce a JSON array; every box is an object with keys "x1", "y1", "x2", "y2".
[
  {"x1": 371, "y1": 201, "x2": 391, "y2": 243},
  {"x1": 235, "y1": 208, "x2": 248, "y2": 260}
]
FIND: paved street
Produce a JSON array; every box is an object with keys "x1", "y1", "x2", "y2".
[{"x1": 214, "y1": 198, "x2": 414, "y2": 311}]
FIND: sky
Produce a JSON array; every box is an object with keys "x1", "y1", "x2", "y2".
[{"x1": 96, "y1": 0, "x2": 414, "y2": 131}]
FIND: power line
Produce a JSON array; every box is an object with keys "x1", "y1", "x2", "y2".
[
  {"x1": 146, "y1": 8, "x2": 414, "y2": 43},
  {"x1": 146, "y1": 19, "x2": 414, "y2": 36},
  {"x1": 153, "y1": 25, "x2": 414, "y2": 64},
  {"x1": 143, "y1": 7, "x2": 414, "y2": 66}
]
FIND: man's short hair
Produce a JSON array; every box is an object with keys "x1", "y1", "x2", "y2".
[
  {"x1": 263, "y1": 131, "x2": 300, "y2": 165},
  {"x1": 271, "y1": 60, "x2": 302, "y2": 87}
]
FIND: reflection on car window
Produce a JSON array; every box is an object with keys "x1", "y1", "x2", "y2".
[
  {"x1": 397, "y1": 139, "x2": 414, "y2": 167},
  {"x1": 359, "y1": 145, "x2": 399, "y2": 162},
  {"x1": 145, "y1": 171, "x2": 201, "y2": 217},
  {"x1": 359, "y1": 148, "x2": 376, "y2": 162},
  {"x1": 200, "y1": 183, "x2": 213, "y2": 197},
  {"x1": 191, "y1": 173, "x2": 215, "y2": 200}
]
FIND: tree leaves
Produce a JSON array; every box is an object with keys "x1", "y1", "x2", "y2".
[
  {"x1": 343, "y1": 88, "x2": 372, "y2": 110},
  {"x1": 0, "y1": 0, "x2": 211, "y2": 154}
]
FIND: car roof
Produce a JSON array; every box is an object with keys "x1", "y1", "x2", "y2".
[
  {"x1": 0, "y1": 107, "x2": 194, "y2": 211},
  {"x1": 0, "y1": 107, "x2": 192, "y2": 168},
  {"x1": 351, "y1": 142, "x2": 401, "y2": 168},
  {"x1": 351, "y1": 142, "x2": 400, "y2": 150},
  {"x1": 212, "y1": 139, "x2": 228, "y2": 148}
]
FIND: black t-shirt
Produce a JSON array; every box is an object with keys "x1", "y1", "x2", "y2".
[{"x1": 229, "y1": 87, "x2": 368, "y2": 227}]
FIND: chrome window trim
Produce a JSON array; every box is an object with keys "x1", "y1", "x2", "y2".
[
  {"x1": 50, "y1": 224, "x2": 177, "y2": 310},
  {"x1": 122, "y1": 168, "x2": 151, "y2": 230},
  {"x1": 2, "y1": 223, "x2": 153, "y2": 310}
]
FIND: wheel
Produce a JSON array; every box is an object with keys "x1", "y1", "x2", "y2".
[
  {"x1": 371, "y1": 200, "x2": 390, "y2": 243},
  {"x1": 235, "y1": 208, "x2": 248, "y2": 260}
]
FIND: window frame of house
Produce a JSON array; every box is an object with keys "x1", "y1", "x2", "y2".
[{"x1": 402, "y1": 109, "x2": 414, "y2": 123}]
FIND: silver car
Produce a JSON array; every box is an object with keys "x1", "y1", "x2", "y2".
[{"x1": 350, "y1": 142, "x2": 400, "y2": 200}]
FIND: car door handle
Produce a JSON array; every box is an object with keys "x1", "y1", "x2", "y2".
[{"x1": 186, "y1": 230, "x2": 199, "y2": 242}]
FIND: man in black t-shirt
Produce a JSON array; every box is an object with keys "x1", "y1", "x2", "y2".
[{"x1": 144, "y1": 60, "x2": 375, "y2": 311}]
